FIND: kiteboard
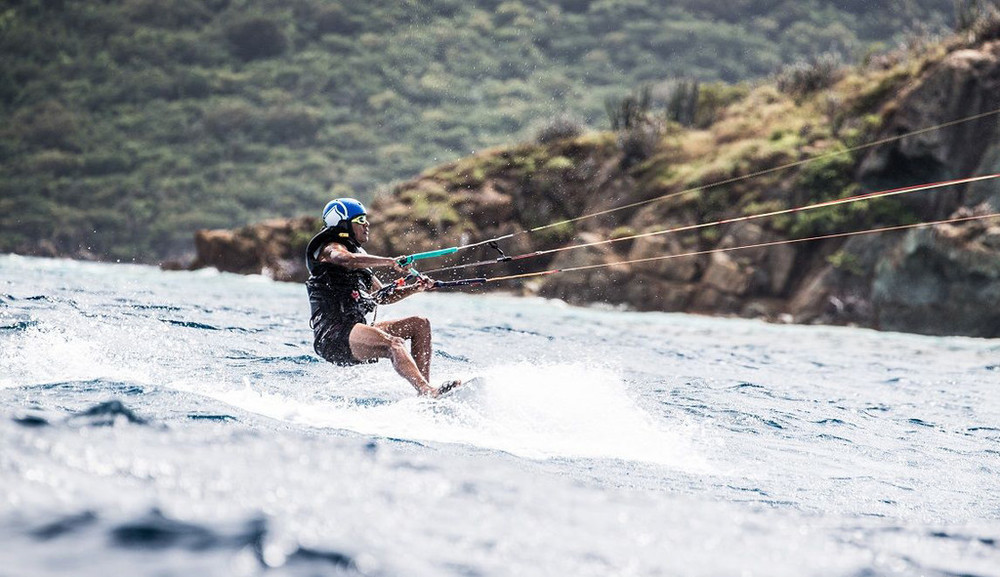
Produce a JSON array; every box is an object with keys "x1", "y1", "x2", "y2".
[
  {"x1": 436, "y1": 376, "x2": 485, "y2": 399},
  {"x1": 435, "y1": 379, "x2": 464, "y2": 398}
]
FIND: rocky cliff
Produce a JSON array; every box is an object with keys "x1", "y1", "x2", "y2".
[
  {"x1": 188, "y1": 37, "x2": 1000, "y2": 337},
  {"x1": 185, "y1": 216, "x2": 319, "y2": 282}
]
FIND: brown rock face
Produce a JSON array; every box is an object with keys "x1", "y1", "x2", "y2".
[
  {"x1": 190, "y1": 216, "x2": 319, "y2": 282},
  {"x1": 859, "y1": 41, "x2": 1000, "y2": 218},
  {"x1": 871, "y1": 207, "x2": 1000, "y2": 337},
  {"x1": 846, "y1": 40, "x2": 1000, "y2": 335}
]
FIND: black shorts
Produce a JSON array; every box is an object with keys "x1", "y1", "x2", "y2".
[{"x1": 313, "y1": 314, "x2": 368, "y2": 366}]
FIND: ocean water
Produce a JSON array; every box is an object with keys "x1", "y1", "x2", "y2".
[{"x1": 1, "y1": 254, "x2": 998, "y2": 577}]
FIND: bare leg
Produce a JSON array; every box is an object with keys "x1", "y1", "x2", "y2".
[
  {"x1": 348, "y1": 321, "x2": 434, "y2": 396},
  {"x1": 375, "y1": 316, "x2": 432, "y2": 381}
]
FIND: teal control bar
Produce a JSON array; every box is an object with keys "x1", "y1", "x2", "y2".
[{"x1": 396, "y1": 247, "x2": 459, "y2": 266}]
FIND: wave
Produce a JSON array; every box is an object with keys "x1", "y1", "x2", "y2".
[{"x1": 19, "y1": 508, "x2": 362, "y2": 575}]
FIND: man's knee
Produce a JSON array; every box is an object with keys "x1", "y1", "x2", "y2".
[{"x1": 408, "y1": 316, "x2": 430, "y2": 334}]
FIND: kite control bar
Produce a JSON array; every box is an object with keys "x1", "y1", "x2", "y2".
[
  {"x1": 432, "y1": 277, "x2": 486, "y2": 289},
  {"x1": 389, "y1": 265, "x2": 485, "y2": 292},
  {"x1": 395, "y1": 247, "x2": 459, "y2": 267},
  {"x1": 391, "y1": 245, "x2": 489, "y2": 290}
]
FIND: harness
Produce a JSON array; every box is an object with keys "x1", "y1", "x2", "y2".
[{"x1": 305, "y1": 228, "x2": 377, "y2": 326}]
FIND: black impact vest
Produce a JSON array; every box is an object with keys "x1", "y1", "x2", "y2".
[{"x1": 305, "y1": 228, "x2": 377, "y2": 325}]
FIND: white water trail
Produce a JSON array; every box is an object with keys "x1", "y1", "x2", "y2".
[{"x1": 174, "y1": 362, "x2": 706, "y2": 470}]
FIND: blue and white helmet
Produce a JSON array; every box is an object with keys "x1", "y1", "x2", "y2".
[{"x1": 322, "y1": 198, "x2": 366, "y2": 228}]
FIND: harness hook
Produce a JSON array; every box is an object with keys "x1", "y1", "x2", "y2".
[{"x1": 488, "y1": 241, "x2": 512, "y2": 262}]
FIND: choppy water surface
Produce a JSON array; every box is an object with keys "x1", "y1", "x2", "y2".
[{"x1": 1, "y1": 254, "x2": 998, "y2": 576}]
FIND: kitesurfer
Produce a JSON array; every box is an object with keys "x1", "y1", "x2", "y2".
[{"x1": 305, "y1": 198, "x2": 460, "y2": 397}]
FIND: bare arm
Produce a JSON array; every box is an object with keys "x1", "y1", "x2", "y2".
[
  {"x1": 318, "y1": 242, "x2": 406, "y2": 274},
  {"x1": 319, "y1": 242, "x2": 427, "y2": 296}
]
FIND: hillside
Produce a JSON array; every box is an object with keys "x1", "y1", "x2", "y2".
[
  {"x1": 191, "y1": 24, "x2": 1000, "y2": 337},
  {"x1": 0, "y1": 0, "x2": 958, "y2": 262}
]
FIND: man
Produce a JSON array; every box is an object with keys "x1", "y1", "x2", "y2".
[{"x1": 305, "y1": 198, "x2": 460, "y2": 397}]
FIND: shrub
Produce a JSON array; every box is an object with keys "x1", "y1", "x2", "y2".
[
  {"x1": 432, "y1": 125, "x2": 473, "y2": 150},
  {"x1": 605, "y1": 86, "x2": 666, "y2": 167},
  {"x1": 11, "y1": 100, "x2": 80, "y2": 151},
  {"x1": 165, "y1": 32, "x2": 225, "y2": 66},
  {"x1": 775, "y1": 53, "x2": 845, "y2": 97},
  {"x1": 605, "y1": 85, "x2": 652, "y2": 131},
  {"x1": 495, "y1": 2, "x2": 529, "y2": 27},
  {"x1": 315, "y1": 4, "x2": 363, "y2": 36},
  {"x1": 664, "y1": 79, "x2": 700, "y2": 127},
  {"x1": 954, "y1": 0, "x2": 991, "y2": 31},
  {"x1": 693, "y1": 82, "x2": 747, "y2": 128},
  {"x1": 618, "y1": 123, "x2": 662, "y2": 169},
  {"x1": 261, "y1": 107, "x2": 323, "y2": 144},
  {"x1": 966, "y1": 4, "x2": 1000, "y2": 43},
  {"x1": 102, "y1": 68, "x2": 174, "y2": 104},
  {"x1": 542, "y1": 155, "x2": 575, "y2": 171},
  {"x1": 534, "y1": 221, "x2": 575, "y2": 248},
  {"x1": 172, "y1": 69, "x2": 212, "y2": 99},
  {"x1": 27, "y1": 150, "x2": 82, "y2": 176},
  {"x1": 0, "y1": 68, "x2": 16, "y2": 106},
  {"x1": 202, "y1": 102, "x2": 256, "y2": 139},
  {"x1": 535, "y1": 115, "x2": 585, "y2": 144},
  {"x1": 793, "y1": 147, "x2": 855, "y2": 204},
  {"x1": 557, "y1": 0, "x2": 591, "y2": 14},
  {"x1": 82, "y1": 151, "x2": 135, "y2": 176},
  {"x1": 827, "y1": 249, "x2": 865, "y2": 276},
  {"x1": 125, "y1": 0, "x2": 212, "y2": 29},
  {"x1": 225, "y1": 16, "x2": 287, "y2": 62}
]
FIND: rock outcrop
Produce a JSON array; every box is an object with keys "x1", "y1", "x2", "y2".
[
  {"x1": 188, "y1": 40, "x2": 1000, "y2": 337},
  {"x1": 190, "y1": 216, "x2": 319, "y2": 282},
  {"x1": 825, "y1": 40, "x2": 1000, "y2": 336},
  {"x1": 872, "y1": 206, "x2": 1000, "y2": 336}
]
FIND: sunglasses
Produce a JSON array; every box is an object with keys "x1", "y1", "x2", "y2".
[{"x1": 351, "y1": 214, "x2": 369, "y2": 225}]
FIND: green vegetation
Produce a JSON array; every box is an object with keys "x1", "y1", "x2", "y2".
[{"x1": 0, "y1": 0, "x2": 959, "y2": 261}]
